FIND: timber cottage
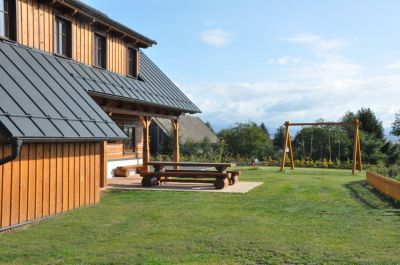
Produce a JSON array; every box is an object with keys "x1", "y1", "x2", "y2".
[{"x1": 0, "y1": 0, "x2": 200, "y2": 230}]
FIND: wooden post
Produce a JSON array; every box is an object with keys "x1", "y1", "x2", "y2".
[
  {"x1": 280, "y1": 121, "x2": 290, "y2": 171},
  {"x1": 172, "y1": 119, "x2": 180, "y2": 168},
  {"x1": 288, "y1": 130, "x2": 295, "y2": 170},
  {"x1": 352, "y1": 120, "x2": 360, "y2": 175},
  {"x1": 140, "y1": 116, "x2": 152, "y2": 172},
  {"x1": 357, "y1": 122, "x2": 363, "y2": 172}
]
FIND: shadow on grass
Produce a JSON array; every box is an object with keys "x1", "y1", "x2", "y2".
[{"x1": 345, "y1": 180, "x2": 400, "y2": 212}]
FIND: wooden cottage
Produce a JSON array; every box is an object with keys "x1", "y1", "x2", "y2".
[{"x1": 0, "y1": 0, "x2": 200, "y2": 230}]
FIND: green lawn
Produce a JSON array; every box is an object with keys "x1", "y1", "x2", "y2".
[{"x1": 1, "y1": 167, "x2": 400, "y2": 265}]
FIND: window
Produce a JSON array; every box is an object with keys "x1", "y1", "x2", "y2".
[
  {"x1": 0, "y1": 0, "x2": 16, "y2": 40},
  {"x1": 123, "y1": 125, "x2": 136, "y2": 153},
  {"x1": 54, "y1": 17, "x2": 71, "y2": 57},
  {"x1": 94, "y1": 33, "x2": 106, "y2": 68},
  {"x1": 128, "y1": 47, "x2": 139, "y2": 78}
]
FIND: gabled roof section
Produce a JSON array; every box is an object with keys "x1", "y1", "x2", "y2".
[
  {"x1": 153, "y1": 116, "x2": 218, "y2": 144},
  {"x1": 0, "y1": 40, "x2": 126, "y2": 141},
  {"x1": 69, "y1": 50, "x2": 201, "y2": 114}
]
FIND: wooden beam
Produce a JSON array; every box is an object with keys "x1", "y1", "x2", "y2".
[
  {"x1": 287, "y1": 122, "x2": 354, "y2": 127},
  {"x1": 352, "y1": 120, "x2": 360, "y2": 175},
  {"x1": 171, "y1": 119, "x2": 180, "y2": 168},
  {"x1": 140, "y1": 116, "x2": 152, "y2": 172},
  {"x1": 288, "y1": 130, "x2": 295, "y2": 170},
  {"x1": 102, "y1": 106, "x2": 180, "y2": 120},
  {"x1": 280, "y1": 121, "x2": 290, "y2": 171}
]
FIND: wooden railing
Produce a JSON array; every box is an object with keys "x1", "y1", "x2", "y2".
[{"x1": 366, "y1": 171, "x2": 400, "y2": 201}]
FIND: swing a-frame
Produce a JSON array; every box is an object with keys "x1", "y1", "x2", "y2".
[{"x1": 280, "y1": 120, "x2": 362, "y2": 175}]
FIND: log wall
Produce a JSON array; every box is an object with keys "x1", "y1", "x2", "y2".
[{"x1": 0, "y1": 142, "x2": 101, "y2": 229}]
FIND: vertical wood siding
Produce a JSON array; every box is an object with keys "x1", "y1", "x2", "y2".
[
  {"x1": 0, "y1": 142, "x2": 101, "y2": 229},
  {"x1": 16, "y1": 0, "x2": 130, "y2": 76}
]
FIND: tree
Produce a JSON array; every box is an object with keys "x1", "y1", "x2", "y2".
[
  {"x1": 260, "y1": 123, "x2": 269, "y2": 137},
  {"x1": 218, "y1": 122, "x2": 273, "y2": 159},
  {"x1": 273, "y1": 126, "x2": 285, "y2": 152},
  {"x1": 357, "y1": 108, "x2": 384, "y2": 140},
  {"x1": 205, "y1": 121, "x2": 215, "y2": 133},
  {"x1": 391, "y1": 111, "x2": 400, "y2": 137}
]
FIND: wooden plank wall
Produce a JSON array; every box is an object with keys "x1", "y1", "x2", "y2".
[
  {"x1": 107, "y1": 36, "x2": 127, "y2": 75},
  {"x1": 16, "y1": 0, "x2": 130, "y2": 76},
  {"x1": 72, "y1": 18, "x2": 93, "y2": 66},
  {"x1": 17, "y1": 0, "x2": 54, "y2": 53},
  {"x1": 0, "y1": 142, "x2": 101, "y2": 229},
  {"x1": 366, "y1": 171, "x2": 400, "y2": 201}
]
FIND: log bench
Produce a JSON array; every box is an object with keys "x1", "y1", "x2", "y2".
[{"x1": 114, "y1": 164, "x2": 143, "y2": 178}]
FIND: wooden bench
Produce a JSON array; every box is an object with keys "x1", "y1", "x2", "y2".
[
  {"x1": 114, "y1": 164, "x2": 143, "y2": 178},
  {"x1": 140, "y1": 162, "x2": 239, "y2": 189},
  {"x1": 141, "y1": 171, "x2": 230, "y2": 189}
]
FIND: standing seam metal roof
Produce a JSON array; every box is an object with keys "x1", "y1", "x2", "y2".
[
  {"x1": 0, "y1": 40, "x2": 200, "y2": 141},
  {"x1": 0, "y1": 40, "x2": 126, "y2": 141}
]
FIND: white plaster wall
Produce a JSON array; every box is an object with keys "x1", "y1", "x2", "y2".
[{"x1": 107, "y1": 158, "x2": 143, "y2": 178}]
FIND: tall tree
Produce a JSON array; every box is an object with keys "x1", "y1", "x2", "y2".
[
  {"x1": 391, "y1": 111, "x2": 400, "y2": 137},
  {"x1": 218, "y1": 122, "x2": 273, "y2": 159},
  {"x1": 273, "y1": 126, "x2": 286, "y2": 152},
  {"x1": 357, "y1": 108, "x2": 384, "y2": 140},
  {"x1": 260, "y1": 123, "x2": 270, "y2": 138},
  {"x1": 205, "y1": 121, "x2": 215, "y2": 133}
]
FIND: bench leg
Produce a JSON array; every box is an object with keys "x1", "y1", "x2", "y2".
[
  {"x1": 142, "y1": 176, "x2": 159, "y2": 187},
  {"x1": 229, "y1": 174, "x2": 239, "y2": 185},
  {"x1": 214, "y1": 177, "x2": 229, "y2": 190}
]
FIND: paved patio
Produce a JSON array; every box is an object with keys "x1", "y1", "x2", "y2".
[{"x1": 107, "y1": 176, "x2": 263, "y2": 193}]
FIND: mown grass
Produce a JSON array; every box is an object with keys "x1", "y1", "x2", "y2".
[{"x1": 0, "y1": 167, "x2": 399, "y2": 265}]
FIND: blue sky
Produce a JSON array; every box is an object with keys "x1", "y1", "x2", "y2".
[{"x1": 84, "y1": 0, "x2": 400, "y2": 132}]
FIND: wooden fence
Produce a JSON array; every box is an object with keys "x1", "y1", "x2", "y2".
[
  {"x1": 0, "y1": 142, "x2": 102, "y2": 230},
  {"x1": 366, "y1": 170, "x2": 400, "y2": 201}
]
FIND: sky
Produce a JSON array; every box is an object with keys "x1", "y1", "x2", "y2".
[{"x1": 84, "y1": 0, "x2": 400, "y2": 133}]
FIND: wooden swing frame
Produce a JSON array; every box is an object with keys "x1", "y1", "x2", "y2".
[{"x1": 280, "y1": 120, "x2": 362, "y2": 175}]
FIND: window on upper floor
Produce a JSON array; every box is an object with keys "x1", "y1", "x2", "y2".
[
  {"x1": 54, "y1": 16, "x2": 72, "y2": 57},
  {"x1": 128, "y1": 47, "x2": 139, "y2": 78},
  {"x1": 94, "y1": 33, "x2": 107, "y2": 68},
  {"x1": 0, "y1": 0, "x2": 16, "y2": 41}
]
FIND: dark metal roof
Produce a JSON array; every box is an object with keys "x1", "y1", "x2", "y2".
[
  {"x1": 70, "y1": 51, "x2": 201, "y2": 114},
  {"x1": 0, "y1": 40, "x2": 126, "y2": 141},
  {"x1": 64, "y1": 0, "x2": 157, "y2": 46},
  {"x1": 153, "y1": 116, "x2": 218, "y2": 143}
]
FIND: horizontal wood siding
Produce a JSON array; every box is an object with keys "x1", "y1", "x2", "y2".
[
  {"x1": 366, "y1": 171, "x2": 400, "y2": 201},
  {"x1": 16, "y1": 0, "x2": 130, "y2": 76},
  {"x1": 0, "y1": 142, "x2": 102, "y2": 229}
]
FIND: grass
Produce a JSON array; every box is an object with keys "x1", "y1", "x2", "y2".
[{"x1": 1, "y1": 167, "x2": 400, "y2": 265}]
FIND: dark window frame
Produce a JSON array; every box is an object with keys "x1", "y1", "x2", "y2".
[
  {"x1": 122, "y1": 124, "x2": 136, "y2": 154},
  {"x1": 0, "y1": 0, "x2": 16, "y2": 41},
  {"x1": 54, "y1": 16, "x2": 72, "y2": 58},
  {"x1": 94, "y1": 33, "x2": 107, "y2": 69},
  {"x1": 127, "y1": 47, "x2": 139, "y2": 78}
]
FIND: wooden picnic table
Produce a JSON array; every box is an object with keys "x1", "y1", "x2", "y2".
[
  {"x1": 147, "y1": 161, "x2": 234, "y2": 173},
  {"x1": 141, "y1": 161, "x2": 239, "y2": 189}
]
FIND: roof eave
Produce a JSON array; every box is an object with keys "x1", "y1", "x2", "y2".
[{"x1": 57, "y1": 0, "x2": 157, "y2": 48}]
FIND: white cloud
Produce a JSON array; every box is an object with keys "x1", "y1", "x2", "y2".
[
  {"x1": 270, "y1": 56, "x2": 303, "y2": 65},
  {"x1": 284, "y1": 34, "x2": 349, "y2": 55},
  {"x1": 181, "y1": 35, "x2": 399, "y2": 131},
  {"x1": 199, "y1": 29, "x2": 233, "y2": 47}
]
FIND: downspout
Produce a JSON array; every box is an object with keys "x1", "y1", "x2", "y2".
[{"x1": 0, "y1": 138, "x2": 23, "y2": 166}]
